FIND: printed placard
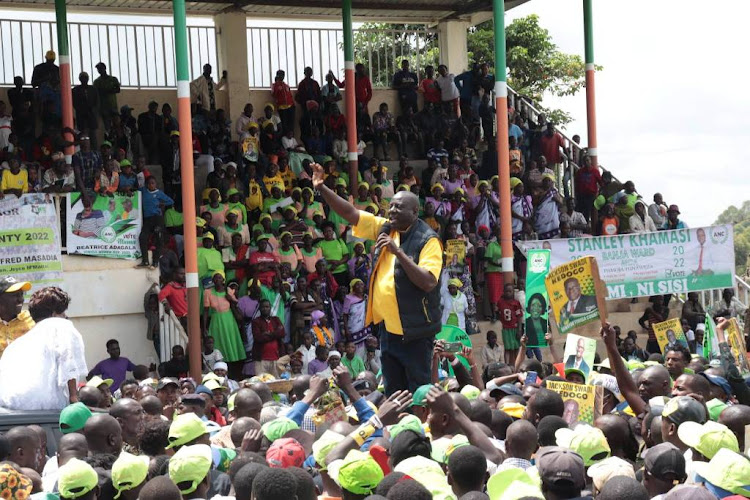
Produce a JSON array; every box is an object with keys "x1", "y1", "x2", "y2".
[
  {"x1": 546, "y1": 380, "x2": 603, "y2": 425},
  {"x1": 562, "y1": 333, "x2": 597, "y2": 382},
  {"x1": 545, "y1": 256, "x2": 605, "y2": 333},
  {"x1": 725, "y1": 318, "x2": 750, "y2": 375},
  {"x1": 66, "y1": 192, "x2": 142, "y2": 259},
  {"x1": 525, "y1": 249, "x2": 550, "y2": 347},
  {"x1": 653, "y1": 318, "x2": 689, "y2": 353},
  {"x1": 445, "y1": 239, "x2": 467, "y2": 267}
]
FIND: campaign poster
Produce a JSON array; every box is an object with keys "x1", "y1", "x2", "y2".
[
  {"x1": 545, "y1": 256, "x2": 605, "y2": 334},
  {"x1": 66, "y1": 192, "x2": 142, "y2": 259},
  {"x1": 562, "y1": 333, "x2": 597, "y2": 382},
  {"x1": 546, "y1": 380, "x2": 603, "y2": 425},
  {"x1": 525, "y1": 249, "x2": 550, "y2": 347},
  {"x1": 0, "y1": 194, "x2": 62, "y2": 292},
  {"x1": 653, "y1": 318, "x2": 689, "y2": 353},
  {"x1": 518, "y1": 226, "x2": 735, "y2": 299},
  {"x1": 725, "y1": 318, "x2": 750, "y2": 375},
  {"x1": 445, "y1": 239, "x2": 467, "y2": 268}
]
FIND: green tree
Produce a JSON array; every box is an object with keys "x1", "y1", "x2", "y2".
[
  {"x1": 715, "y1": 201, "x2": 750, "y2": 276},
  {"x1": 468, "y1": 15, "x2": 597, "y2": 126},
  {"x1": 351, "y1": 23, "x2": 438, "y2": 88}
]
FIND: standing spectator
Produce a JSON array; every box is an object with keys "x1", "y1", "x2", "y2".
[
  {"x1": 31, "y1": 50, "x2": 60, "y2": 114},
  {"x1": 296, "y1": 67, "x2": 322, "y2": 109},
  {"x1": 341, "y1": 340, "x2": 366, "y2": 378},
  {"x1": 88, "y1": 339, "x2": 136, "y2": 392},
  {"x1": 510, "y1": 179, "x2": 533, "y2": 241},
  {"x1": 138, "y1": 176, "x2": 174, "y2": 268},
  {"x1": 441, "y1": 278, "x2": 469, "y2": 331},
  {"x1": 271, "y1": 70, "x2": 295, "y2": 134},
  {"x1": 7, "y1": 76, "x2": 34, "y2": 118},
  {"x1": 203, "y1": 272, "x2": 246, "y2": 375},
  {"x1": 436, "y1": 65, "x2": 461, "y2": 117},
  {"x1": 573, "y1": 156, "x2": 601, "y2": 221},
  {"x1": 201, "y1": 335, "x2": 224, "y2": 372},
  {"x1": 0, "y1": 102, "x2": 12, "y2": 152},
  {"x1": 419, "y1": 65, "x2": 441, "y2": 108},
  {"x1": 638, "y1": 299, "x2": 666, "y2": 354},
  {"x1": 392, "y1": 59, "x2": 418, "y2": 114},
  {"x1": 534, "y1": 174, "x2": 563, "y2": 239},
  {"x1": 318, "y1": 222, "x2": 350, "y2": 287},
  {"x1": 190, "y1": 64, "x2": 224, "y2": 112},
  {"x1": 629, "y1": 200, "x2": 657, "y2": 233},
  {"x1": 252, "y1": 298, "x2": 285, "y2": 377},
  {"x1": 320, "y1": 71, "x2": 342, "y2": 115},
  {"x1": 71, "y1": 72, "x2": 99, "y2": 140},
  {"x1": 539, "y1": 123, "x2": 567, "y2": 186},
  {"x1": 342, "y1": 279, "x2": 369, "y2": 353},
  {"x1": 496, "y1": 284, "x2": 523, "y2": 364},
  {"x1": 649, "y1": 193, "x2": 668, "y2": 229},
  {"x1": 137, "y1": 101, "x2": 162, "y2": 164},
  {"x1": 235, "y1": 103, "x2": 255, "y2": 140},
  {"x1": 93, "y1": 62, "x2": 121, "y2": 132},
  {"x1": 454, "y1": 65, "x2": 477, "y2": 118},
  {"x1": 159, "y1": 267, "x2": 188, "y2": 330},
  {"x1": 681, "y1": 292, "x2": 705, "y2": 332}
]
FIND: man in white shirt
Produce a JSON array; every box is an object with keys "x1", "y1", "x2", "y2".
[
  {"x1": 648, "y1": 193, "x2": 667, "y2": 229},
  {"x1": 295, "y1": 332, "x2": 316, "y2": 374},
  {"x1": 235, "y1": 103, "x2": 256, "y2": 140}
]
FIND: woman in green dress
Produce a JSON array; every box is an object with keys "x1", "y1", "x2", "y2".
[{"x1": 203, "y1": 271, "x2": 246, "y2": 377}]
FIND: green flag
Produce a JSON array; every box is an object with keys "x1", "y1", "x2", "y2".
[{"x1": 702, "y1": 313, "x2": 719, "y2": 359}]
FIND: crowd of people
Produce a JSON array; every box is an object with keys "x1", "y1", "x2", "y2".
[{"x1": 1, "y1": 52, "x2": 750, "y2": 500}]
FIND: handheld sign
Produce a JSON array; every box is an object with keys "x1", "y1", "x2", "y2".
[
  {"x1": 525, "y1": 249, "x2": 550, "y2": 347},
  {"x1": 562, "y1": 333, "x2": 597, "y2": 383},
  {"x1": 653, "y1": 318, "x2": 689, "y2": 353},
  {"x1": 544, "y1": 256, "x2": 608, "y2": 334},
  {"x1": 725, "y1": 318, "x2": 750, "y2": 375},
  {"x1": 546, "y1": 380, "x2": 603, "y2": 425}
]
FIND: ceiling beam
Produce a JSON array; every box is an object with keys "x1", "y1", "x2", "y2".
[{"x1": 234, "y1": 0, "x2": 457, "y2": 11}]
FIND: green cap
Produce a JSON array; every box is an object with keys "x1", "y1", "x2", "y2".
[
  {"x1": 261, "y1": 417, "x2": 299, "y2": 442},
  {"x1": 487, "y1": 467, "x2": 542, "y2": 500},
  {"x1": 705, "y1": 398, "x2": 728, "y2": 422},
  {"x1": 119, "y1": 159, "x2": 132, "y2": 167},
  {"x1": 555, "y1": 424, "x2": 611, "y2": 466},
  {"x1": 334, "y1": 450, "x2": 384, "y2": 495},
  {"x1": 112, "y1": 451, "x2": 149, "y2": 499},
  {"x1": 335, "y1": 177, "x2": 348, "y2": 187},
  {"x1": 214, "y1": 447, "x2": 237, "y2": 472},
  {"x1": 226, "y1": 188, "x2": 240, "y2": 197},
  {"x1": 593, "y1": 194, "x2": 606, "y2": 210},
  {"x1": 677, "y1": 421, "x2": 739, "y2": 459},
  {"x1": 693, "y1": 448, "x2": 750, "y2": 497},
  {"x1": 60, "y1": 402, "x2": 93, "y2": 434},
  {"x1": 411, "y1": 384, "x2": 433, "y2": 407},
  {"x1": 167, "y1": 413, "x2": 209, "y2": 449},
  {"x1": 58, "y1": 458, "x2": 99, "y2": 499},
  {"x1": 387, "y1": 415, "x2": 423, "y2": 440},
  {"x1": 101, "y1": 140, "x2": 112, "y2": 147},
  {"x1": 169, "y1": 444, "x2": 213, "y2": 495},
  {"x1": 431, "y1": 434, "x2": 469, "y2": 464},
  {"x1": 460, "y1": 385, "x2": 480, "y2": 401},
  {"x1": 312, "y1": 430, "x2": 344, "y2": 469}
]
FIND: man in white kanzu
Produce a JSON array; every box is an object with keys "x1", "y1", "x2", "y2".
[{"x1": 0, "y1": 287, "x2": 88, "y2": 410}]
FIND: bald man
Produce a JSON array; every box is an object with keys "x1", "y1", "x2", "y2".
[
  {"x1": 83, "y1": 414, "x2": 123, "y2": 455},
  {"x1": 110, "y1": 398, "x2": 145, "y2": 452},
  {"x1": 595, "y1": 414, "x2": 639, "y2": 462},
  {"x1": 6, "y1": 426, "x2": 41, "y2": 471},
  {"x1": 42, "y1": 433, "x2": 89, "y2": 492},
  {"x1": 313, "y1": 163, "x2": 443, "y2": 395},
  {"x1": 78, "y1": 386, "x2": 104, "y2": 408},
  {"x1": 719, "y1": 404, "x2": 750, "y2": 451}
]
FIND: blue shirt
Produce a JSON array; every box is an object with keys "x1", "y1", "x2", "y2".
[
  {"x1": 509, "y1": 124, "x2": 524, "y2": 142},
  {"x1": 454, "y1": 71, "x2": 475, "y2": 101},
  {"x1": 140, "y1": 187, "x2": 174, "y2": 218}
]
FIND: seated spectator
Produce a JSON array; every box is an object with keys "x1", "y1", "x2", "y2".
[
  {"x1": 43, "y1": 152, "x2": 76, "y2": 192},
  {"x1": 559, "y1": 197, "x2": 589, "y2": 237},
  {"x1": 630, "y1": 199, "x2": 656, "y2": 233},
  {"x1": 1, "y1": 158, "x2": 28, "y2": 197}
]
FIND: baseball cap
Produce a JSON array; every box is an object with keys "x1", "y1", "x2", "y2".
[
  {"x1": 266, "y1": 437, "x2": 306, "y2": 469},
  {"x1": 261, "y1": 416, "x2": 299, "y2": 441},
  {"x1": 661, "y1": 395, "x2": 707, "y2": 426},
  {"x1": 487, "y1": 467, "x2": 543, "y2": 500},
  {"x1": 555, "y1": 424, "x2": 611, "y2": 466},
  {"x1": 168, "y1": 444, "x2": 212, "y2": 495},
  {"x1": 58, "y1": 458, "x2": 99, "y2": 499},
  {"x1": 203, "y1": 379, "x2": 227, "y2": 392},
  {"x1": 388, "y1": 414, "x2": 424, "y2": 439},
  {"x1": 677, "y1": 420, "x2": 739, "y2": 459},
  {"x1": 536, "y1": 446, "x2": 586, "y2": 490},
  {"x1": 693, "y1": 448, "x2": 750, "y2": 498},
  {"x1": 411, "y1": 384, "x2": 433, "y2": 407},
  {"x1": 157, "y1": 377, "x2": 179, "y2": 391},
  {"x1": 706, "y1": 398, "x2": 729, "y2": 422},
  {"x1": 87, "y1": 375, "x2": 113, "y2": 388},
  {"x1": 589, "y1": 373, "x2": 624, "y2": 402},
  {"x1": 180, "y1": 394, "x2": 205, "y2": 407},
  {"x1": 0, "y1": 463, "x2": 32, "y2": 498},
  {"x1": 312, "y1": 430, "x2": 344, "y2": 469},
  {"x1": 643, "y1": 442, "x2": 686, "y2": 481},
  {"x1": 699, "y1": 373, "x2": 732, "y2": 399},
  {"x1": 331, "y1": 450, "x2": 383, "y2": 495},
  {"x1": 587, "y1": 456, "x2": 635, "y2": 492},
  {"x1": 120, "y1": 105, "x2": 133, "y2": 113},
  {"x1": 167, "y1": 413, "x2": 209, "y2": 449},
  {"x1": 664, "y1": 484, "x2": 719, "y2": 500},
  {"x1": 460, "y1": 384, "x2": 481, "y2": 401},
  {"x1": 101, "y1": 140, "x2": 112, "y2": 147},
  {"x1": 0, "y1": 276, "x2": 31, "y2": 294},
  {"x1": 60, "y1": 402, "x2": 93, "y2": 434},
  {"x1": 112, "y1": 451, "x2": 149, "y2": 499},
  {"x1": 393, "y1": 455, "x2": 453, "y2": 500},
  {"x1": 493, "y1": 383, "x2": 523, "y2": 398}
]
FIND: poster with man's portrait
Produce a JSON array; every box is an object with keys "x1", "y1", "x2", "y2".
[
  {"x1": 562, "y1": 333, "x2": 597, "y2": 382},
  {"x1": 653, "y1": 318, "x2": 689, "y2": 353},
  {"x1": 545, "y1": 256, "x2": 605, "y2": 334}
]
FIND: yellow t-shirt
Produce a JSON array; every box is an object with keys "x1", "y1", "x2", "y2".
[
  {"x1": 1, "y1": 169, "x2": 29, "y2": 193},
  {"x1": 246, "y1": 180, "x2": 264, "y2": 211},
  {"x1": 352, "y1": 211, "x2": 442, "y2": 335}
]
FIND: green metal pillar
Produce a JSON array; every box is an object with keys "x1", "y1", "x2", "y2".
[{"x1": 583, "y1": 0, "x2": 598, "y2": 168}]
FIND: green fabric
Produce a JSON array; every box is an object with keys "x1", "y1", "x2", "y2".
[
  {"x1": 446, "y1": 313, "x2": 459, "y2": 326},
  {"x1": 227, "y1": 201, "x2": 248, "y2": 224},
  {"x1": 197, "y1": 247, "x2": 224, "y2": 279},
  {"x1": 328, "y1": 211, "x2": 349, "y2": 232},
  {"x1": 164, "y1": 207, "x2": 184, "y2": 228},
  {"x1": 260, "y1": 286, "x2": 286, "y2": 324},
  {"x1": 341, "y1": 354, "x2": 366, "y2": 378},
  {"x1": 93, "y1": 74, "x2": 120, "y2": 112},
  {"x1": 318, "y1": 239, "x2": 349, "y2": 274},
  {"x1": 485, "y1": 241, "x2": 502, "y2": 273},
  {"x1": 263, "y1": 197, "x2": 283, "y2": 213},
  {"x1": 501, "y1": 327, "x2": 520, "y2": 350},
  {"x1": 339, "y1": 170, "x2": 363, "y2": 186},
  {"x1": 207, "y1": 293, "x2": 246, "y2": 363}
]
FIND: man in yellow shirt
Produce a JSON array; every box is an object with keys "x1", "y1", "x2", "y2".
[
  {"x1": 0, "y1": 276, "x2": 34, "y2": 358},
  {"x1": 1, "y1": 159, "x2": 29, "y2": 198},
  {"x1": 312, "y1": 163, "x2": 443, "y2": 395}
]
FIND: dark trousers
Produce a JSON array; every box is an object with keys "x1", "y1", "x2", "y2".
[
  {"x1": 379, "y1": 324, "x2": 432, "y2": 396},
  {"x1": 279, "y1": 107, "x2": 296, "y2": 135},
  {"x1": 576, "y1": 192, "x2": 596, "y2": 221},
  {"x1": 140, "y1": 215, "x2": 164, "y2": 265}
]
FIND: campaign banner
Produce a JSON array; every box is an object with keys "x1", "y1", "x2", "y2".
[
  {"x1": 66, "y1": 192, "x2": 142, "y2": 259},
  {"x1": 562, "y1": 333, "x2": 598, "y2": 382},
  {"x1": 518, "y1": 226, "x2": 735, "y2": 299},
  {"x1": 545, "y1": 256, "x2": 606, "y2": 334},
  {"x1": 546, "y1": 381, "x2": 603, "y2": 425},
  {"x1": 525, "y1": 249, "x2": 550, "y2": 347},
  {"x1": 653, "y1": 318, "x2": 689, "y2": 353},
  {"x1": 725, "y1": 318, "x2": 750, "y2": 375},
  {"x1": 0, "y1": 194, "x2": 62, "y2": 291}
]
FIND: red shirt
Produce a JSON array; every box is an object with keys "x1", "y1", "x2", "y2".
[
  {"x1": 575, "y1": 166, "x2": 601, "y2": 196},
  {"x1": 249, "y1": 251, "x2": 279, "y2": 286},
  {"x1": 325, "y1": 114, "x2": 346, "y2": 135},
  {"x1": 271, "y1": 81, "x2": 294, "y2": 108},
  {"x1": 158, "y1": 282, "x2": 188, "y2": 317},
  {"x1": 496, "y1": 298, "x2": 523, "y2": 329},
  {"x1": 420, "y1": 78, "x2": 440, "y2": 104},
  {"x1": 539, "y1": 132, "x2": 565, "y2": 164},
  {"x1": 252, "y1": 316, "x2": 284, "y2": 361},
  {"x1": 335, "y1": 75, "x2": 373, "y2": 106}
]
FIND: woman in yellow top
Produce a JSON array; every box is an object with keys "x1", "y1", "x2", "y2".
[{"x1": 262, "y1": 162, "x2": 285, "y2": 194}]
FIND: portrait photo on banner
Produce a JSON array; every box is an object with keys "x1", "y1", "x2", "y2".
[
  {"x1": 562, "y1": 333, "x2": 597, "y2": 382},
  {"x1": 545, "y1": 256, "x2": 605, "y2": 334},
  {"x1": 652, "y1": 318, "x2": 689, "y2": 353}
]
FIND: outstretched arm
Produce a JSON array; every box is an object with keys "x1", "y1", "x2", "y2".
[
  {"x1": 601, "y1": 322, "x2": 647, "y2": 415},
  {"x1": 311, "y1": 163, "x2": 360, "y2": 226}
]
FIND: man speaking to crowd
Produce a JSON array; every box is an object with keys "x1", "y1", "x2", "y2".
[{"x1": 312, "y1": 163, "x2": 442, "y2": 395}]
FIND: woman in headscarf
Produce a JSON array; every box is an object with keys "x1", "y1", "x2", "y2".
[
  {"x1": 534, "y1": 173, "x2": 563, "y2": 240},
  {"x1": 441, "y1": 278, "x2": 469, "y2": 330},
  {"x1": 310, "y1": 309, "x2": 334, "y2": 349},
  {"x1": 342, "y1": 278, "x2": 370, "y2": 355},
  {"x1": 443, "y1": 221, "x2": 477, "y2": 334},
  {"x1": 473, "y1": 179, "x2": 499, "y2": 230},
  {"x1": 511, "y1": 177, "x2": 534, "y2": 241}
]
